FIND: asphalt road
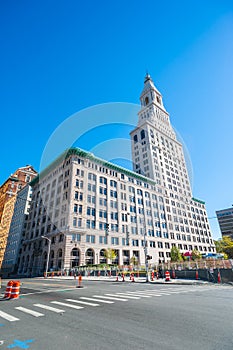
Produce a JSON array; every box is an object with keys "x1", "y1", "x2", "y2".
[{"x1": 0, "y1": 278, "x2": 232, "y2": 350}]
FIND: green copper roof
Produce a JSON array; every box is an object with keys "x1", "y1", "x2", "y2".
[
  {"x1": 30, "y1": 147, "x2": 156, "y2": 186},
  {"x1": 192, "y1": 197, "x2": 205, "y2": 205}
]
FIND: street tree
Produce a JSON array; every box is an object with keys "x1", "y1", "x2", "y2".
[
  {"x1": 191, "y1": 249, "x2": 202, "y2": 260},
  {"x1": 104, "y1": 248, "x2": 117, "y2": 263},
  {"x1": 170, "y1": 246, "x2": 183, "y2": 262},
  {"x1": 214, "y1": 236, "x2": 233, "y2": 259},
  {"x1": 130, "y1": 255, "x2": 138, "y2": 266}
]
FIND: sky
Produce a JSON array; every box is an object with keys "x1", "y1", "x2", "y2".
[{"x1": 0, "y1": 0, "x2": 232, "y2": 239}]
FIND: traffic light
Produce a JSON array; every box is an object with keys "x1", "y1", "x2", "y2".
[{"x1": 146, "y1": 255, "x2": 152, "y2": 260}]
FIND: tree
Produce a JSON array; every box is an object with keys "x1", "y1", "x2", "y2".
[
  {"x1": 214, "y1": 236, "x2": 233, "y2": 259},
  {"x1": 170, "y1": 246, "x2": 183, "y2": 262},
  {"x1": 104, "y1": 248, "x2": 117, "y2": 263},
  {"x1": 130, "y1": 255, "x2": 138, "y2": 266},
  {"x1": 191, "y1": 249, "x2": 202, "y2": 261}
]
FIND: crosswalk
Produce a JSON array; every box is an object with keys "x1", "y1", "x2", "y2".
[{"x1": 0, "y1": 286, "x2": 219, "y2": 323}]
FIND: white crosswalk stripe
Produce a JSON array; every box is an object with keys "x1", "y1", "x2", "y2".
[
  {"x1": 65, "y1": 299, "x2": 99, "y2": 307},
  {"x1": 127, "y1": 291, "x2": 162, "y2": 297},
  {"x1": 114, "y1": 293, "x2": 141, "y2": 299},
  {"x1": 50, "y1": 301, "x2": 84, "y2": 310},
  {"x1": 93, "y1": 295, "x2": 128, "y2": 301},
  {"x1": 33, "y1": 304, "x2": 65, "y2": 313},
  {"x1": 121, "y1": 293, "x2": 151, "y2": 298},
  {"x1": 80, "y1": 297, "x2": 114, "y2": 304},
  {"x1": 15, "y1": 306, "x2": 44, "y2": 317},
  {"x1": 0, "y1": 310, "x2": 19, "y2": 322}
]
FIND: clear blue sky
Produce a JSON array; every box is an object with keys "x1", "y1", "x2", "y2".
[{"x1": 0, "y1": 0, "x2": 232, "y2": 239}]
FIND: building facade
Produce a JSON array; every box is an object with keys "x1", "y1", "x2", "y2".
[
  {"x1": 216, "y1": 207, "x2": 233, "y2": 239},
  {"x1": 1, "y1": 185, "x2": 33, "y2": 276},
  {"x1": 18, "y1": 76, "x2": 215, "y2": 277},
  {"x1": 0, "y1": 166, "x2": 37, "y2": 268}
]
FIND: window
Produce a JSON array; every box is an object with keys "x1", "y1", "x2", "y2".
[
  {"x1": 99, "y1": 236, "x2": 107, "y2": 244},
  {"x1": 86, "y1": 235, "x2": 95, "y2": 243},
  {"x1": 100, "y1": 177, "x2": 107, "y2": 184},
  {"x1": 74, "y1": 204, "x2": 82, "y2": 214},
  {"x1": 72, "y1": 233, "x2": 81, "y2": 242},
  {"x1": 111, "y1": 237, "x2": 119, "y2": 245},
  {"x1": 141, "y1": 130, "x2": 145, "y2": 140},
  {"x1": 110, "y1": 190, "x2": 117, "y2": 198},
  {"x1": 110, "y1": 180, "x2": 117, "y2": 188}
]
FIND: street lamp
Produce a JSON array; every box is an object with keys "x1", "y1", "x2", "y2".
[
  {"x1": 41, "y1": 235, "x2": 51, "y2": 278},
  {"x1": 143, "y1": 220, "x2": 149, "y2": 283}
]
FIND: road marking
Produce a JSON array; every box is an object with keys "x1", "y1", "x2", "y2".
[
  {"x1": 114, "y1": 293, "x2": 141, "y2": 299},
  {"x1": 20, "y1": 287, "x2": 76, "y2": 296},
  {"x1": 15, "y1": 307, "x2": 44, "y2": 317},
  {"x1": 124, "y1": 292, "x2": 151, "y2": 298},
  {"x1": 51, "y1": 301, "x2": 84, "y2": 309},
  {"x1": 93, "y1": 295, "x2": 128, "y2": 301},
  {"x1": 143, "y1": 291, "x2": 170, "y2": 296},
  {"x1": 7, "y1": 339, "x2": 34, "y2": 349},
  {"x1": 0, "y1": 311, "x2": 19, "y2": 322},
  {"x1": 65, "y1": 299, "x2": 99, "y2": 307},
  {"x1": 80, "y1": 297, "x2": 114, "y2": 304},
  {"x1": 33, "y1": 304, "x2": 65, "y2": 313},
  {"x1": 129, "y1": 291, "x2": 162, "y2": 297}
]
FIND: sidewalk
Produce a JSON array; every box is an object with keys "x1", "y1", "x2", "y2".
[{"x1": 39, "y1": 275, "x2": 210, "y2": 285}]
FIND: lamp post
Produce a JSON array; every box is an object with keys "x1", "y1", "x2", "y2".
[
  {"x1": 41, "y1": 236, "x2": 51, "y2": 278},
  {"x1": 143, "y1": 220, "x2": 149, "y2": 283}
]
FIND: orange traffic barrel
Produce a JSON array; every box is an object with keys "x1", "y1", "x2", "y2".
[
  {"x1": 10, "y1": 281, "x2": 20, "y2": 299},
  {"x1": 165, "y1": 271, "x2": 170, "y2": 282},
  {"x1": 4, "y1": 280, "x2": 14, "y2": 299}
]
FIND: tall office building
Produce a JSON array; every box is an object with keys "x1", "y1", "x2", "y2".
[
  {"x1": 0, "y1": 166, "x2": 37, "y2": 268},
  {"x1": 18, "y1": 75, "x2": 215, "y2": 277},
  {"x1": 1, "y1": 185, "x2": 33, "y2": 276},
  {"x1": 216, "y1": 207, "x2": 233, "y2": 239},
  {"x1": 130, "y1": 73, "x2": 191, "y2": 200}
]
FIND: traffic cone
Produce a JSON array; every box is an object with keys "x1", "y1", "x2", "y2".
[
  {"x1": 151, "y1": 271, "x2": 154, "y2": 281},
  {"x1": 129, "y1": 273, "x2": 132, "y2": 280},
  {"x1": 195, "y1": 270, "x2": 199, "y2": 280},
  {"x1": 76, "y1": 274, "x2": 83, "y2": 288},
  {"x1": 131, "y1": 273, "x2": 135, "y2": 282},
  {"x1": 217, "y1": 271, "x2": 221, "y2": 284},
  {"x1": 122, "y1": 273, "x2": 125, "y2": 282}
]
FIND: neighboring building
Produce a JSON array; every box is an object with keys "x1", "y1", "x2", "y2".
[
  {"x1": 0, "y1": 166, "x2": 37, "y2": 268},
  {"x1": 216, "y1": 207, "x2": 233, "y2": 239},
  {"x1": 1, "y1": 185, "x2": 33, "y2": 276},
  {"x1": 18, "y1": 75, "x2": 215, "y2": 277}
]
